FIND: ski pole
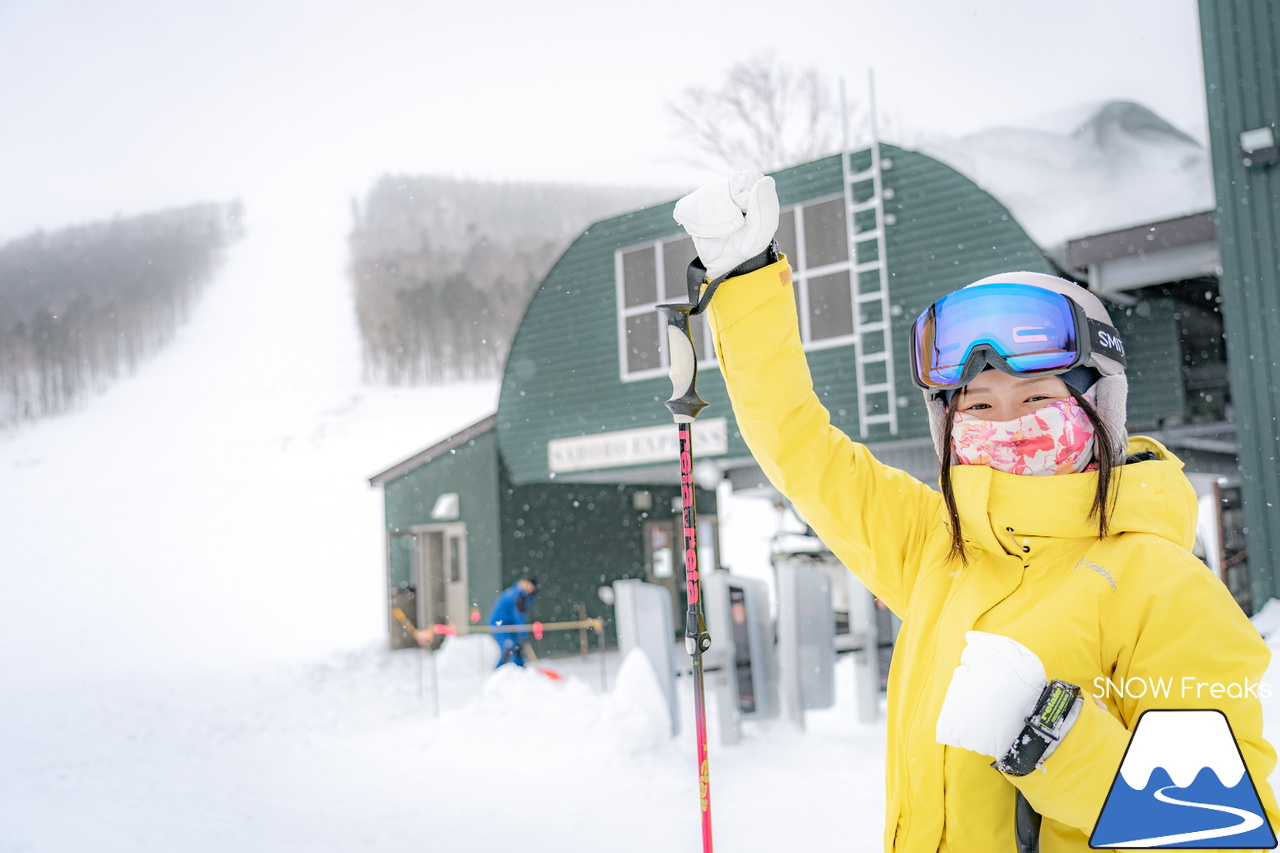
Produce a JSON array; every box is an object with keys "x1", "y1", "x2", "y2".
[{"x1": 655, "y1": 299, "x2": 714, "y2": 853}]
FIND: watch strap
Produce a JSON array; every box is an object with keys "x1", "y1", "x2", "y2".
[{"x1": 996, "y1": 680, "x2": 1081, "y2": 776}]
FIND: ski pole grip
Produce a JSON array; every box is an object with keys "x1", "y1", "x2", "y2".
[{"x1": 656, "y1": 303, "x2": 709, "y2": 423}]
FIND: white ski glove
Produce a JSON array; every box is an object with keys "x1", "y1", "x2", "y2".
[
  {"x1": 672, "y1": 170, "x2": 780, "y2": 282},
  {"x1": 935, "y1": 631, "x2": 1046, "y2": 760}
]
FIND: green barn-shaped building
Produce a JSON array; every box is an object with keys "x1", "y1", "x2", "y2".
[{"x1": 371, "y1": 138, "x2": 1247, "y2": 654}]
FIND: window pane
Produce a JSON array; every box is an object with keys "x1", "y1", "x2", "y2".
[
  {"x1": 808, "y1": 270, "x2": 854, "y2": 340},
  {"x1": 622, "y1": 247, "x2": 657, "y2": 308},
  {"x1": 777, "y1": 209, "x2": 797, "y2": 261},
  {"x1": 625, "y1": 312, "x2": 661, "y2": 373},
  {"x1": 662, "y1": 236, "x2": 695, "y2": 302},
  {"x1": 803, "y1": 198, "x2": 848, "y2": 268}
]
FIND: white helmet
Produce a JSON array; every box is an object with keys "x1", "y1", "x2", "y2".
[{"x1": 920, "y1": 271, "x2": 1129, "y2": 463}]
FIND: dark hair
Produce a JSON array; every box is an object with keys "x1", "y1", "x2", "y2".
[{"x1": 939, "y1": 386, "x2": 1121, "y2": 563}]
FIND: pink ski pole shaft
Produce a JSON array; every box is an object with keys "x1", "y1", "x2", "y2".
[{"x1": 656, "y1": 301, "x2": 714, "y2": 852}]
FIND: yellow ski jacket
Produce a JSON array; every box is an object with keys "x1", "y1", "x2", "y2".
[{"x1": 705, "y1": 259, "x2": 1279, "y2": 852}]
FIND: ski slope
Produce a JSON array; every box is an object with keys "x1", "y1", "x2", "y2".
[{"x1": 0, "y1": 194, "x2": 886, "y2": 852}]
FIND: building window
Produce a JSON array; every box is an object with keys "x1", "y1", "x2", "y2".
[
  {"x1": 781, "y1": 194, "x2": 857, "y2": 349},
  {"x1": 616, "y1": 234, "x2": 716, "y2": 381},
  {"x1": 616, "y1": 194, "x2": 856, "y2": 382}
]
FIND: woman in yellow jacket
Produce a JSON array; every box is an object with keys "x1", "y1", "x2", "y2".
[{"x1": 672, "y1": 172, "x2": 1279, "y2": 852}]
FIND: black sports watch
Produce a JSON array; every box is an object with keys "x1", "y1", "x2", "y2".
[{"x1": 995, "y1": 680, "x2": 1081, "y2": 777}]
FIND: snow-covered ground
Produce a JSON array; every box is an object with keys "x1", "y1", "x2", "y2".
[
  {"x1": 0, "y1": 121, "x2": 1275, "y2": 850},
  {"x1": 0, "y1": 195, "x2": 887, "y2": 852}
]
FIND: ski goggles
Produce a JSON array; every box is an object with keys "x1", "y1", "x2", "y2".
[{"x1": 910, "y1": 282, "x2": 1126, "y2": 391}]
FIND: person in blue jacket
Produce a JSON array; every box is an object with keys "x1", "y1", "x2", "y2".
[{"x1": 487, "y1": 576, "x2": 539, "y2": 667}]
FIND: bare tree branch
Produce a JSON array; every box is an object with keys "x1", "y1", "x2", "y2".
[{"x1": 667, "y1": 54, "x2": 859, "y2": 173}]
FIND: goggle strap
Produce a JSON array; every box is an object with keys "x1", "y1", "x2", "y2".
[{"x1": 1086, "y1": 317, "x2": 1126, "y2": 368}]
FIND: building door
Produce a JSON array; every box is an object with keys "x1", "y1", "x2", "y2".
[
  {"x1": 388, "y1": 532, "x2": 420, "y2": 649},
  {"x1": 412, "y1": 523, "x2": 469, "y2": 631}
]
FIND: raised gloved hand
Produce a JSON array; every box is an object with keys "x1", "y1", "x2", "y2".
[
  {"x1": 935, "y1": 631, "x2": 1046, "y2": 759},
  {"x1": 673, "y1": 170, "x2": 780, "y2": 282}
]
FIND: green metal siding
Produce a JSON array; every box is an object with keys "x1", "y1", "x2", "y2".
[
  {"x1": 382, "y1": 430, "x2": 503, "y2": 610},
  {"x1": 1200, "y1": 1, "x2": 1280, "y2": 607},
  {"x1": 498, "y1": 477, "x2": 716, "y2": 656},
  {"x1": 1111, "y1": 297, "x2": 1187, "y2": 427},
  {"x1": 878, "y1": 145, "x2": 1055, "y2": 443},
  {"x1": 497, "y1": 158, "x2": 845, "y2": 486},
  {"x1": 497, "y1": 147, "x2": 1052, "y2": 483}
]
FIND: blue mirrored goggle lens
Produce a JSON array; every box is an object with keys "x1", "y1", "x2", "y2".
[{"x1": 914, "y1": 283, "x2": 1080, "y2": 388}]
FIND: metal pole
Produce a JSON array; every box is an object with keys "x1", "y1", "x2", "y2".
[
  {"x1": 867, "y1": 68, "x2": 879, "y2": 148},
  {"x1": 839, "y1": 76, "x2": 849, "y2": 152},
  {"x1": 1214, "y1": 479, "x2": 1228, "y2": 585},
  {"x1": 420, "y1": 645, "x2": 427, "y2": 704},
  {"x1": 428, "y1": 645, "x2": 440, "y2": 719},
  {"x1": 656, "y1": 300, "x2": 714, "y2": 853},
  {"x1": 598, "y1": 622, "x2": 608, "y2": 693}
]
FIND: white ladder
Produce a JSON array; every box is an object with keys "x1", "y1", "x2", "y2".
[{"x1": 843, "y1": 143, "x2": 898, "y2": 438}]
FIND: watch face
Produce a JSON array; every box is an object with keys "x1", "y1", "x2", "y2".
[{"x1": 1037, "y1": 683, "x2": 1077, "y2": 730}]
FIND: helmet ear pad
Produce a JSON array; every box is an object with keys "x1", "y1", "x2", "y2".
[
  {"x1": 1090, "y1": 373, "x2": 1129, "y2": 461},
  {"x1": 923, "y1": 373, "x2": 1129, "y2": 466}
]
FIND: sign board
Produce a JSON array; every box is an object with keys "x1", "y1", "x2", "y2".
[{"x1": 548, "y1": 418, "x2": 728, "y2": 474}]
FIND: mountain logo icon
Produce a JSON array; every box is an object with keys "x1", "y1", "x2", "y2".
[{"x1": 1090, "y1": 709, "x2": 1276, "y2": 848}]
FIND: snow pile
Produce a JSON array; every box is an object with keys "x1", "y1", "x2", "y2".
[
  {"x1": 1253, "y1": 599, "x2": 1280, "y2": 644},
  {"x1": 457, "y1": 647, "x2": 677, "y2": 761},
  {"x1": 601, "y1": 649, "x2": 680, "y2": 755},
  {"x1": 436, "y1": 631, "x2": 500, "y2": 676},
  {"x1": 920, "y1": 100, "x2": 1214, "y2": 248}
]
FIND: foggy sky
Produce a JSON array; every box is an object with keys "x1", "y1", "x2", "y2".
[{"x1": 0, "y1": 0, "x2": 1206, "y2": 239}]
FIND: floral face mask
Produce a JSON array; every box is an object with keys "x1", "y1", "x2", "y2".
[{"x1": 952, "y1": 397, "x2": 1096, "y2": 476}]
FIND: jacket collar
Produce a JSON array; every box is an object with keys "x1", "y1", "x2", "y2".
[{"x1": 948, "y1": 436, "x2": 1198, "y2": 553}]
